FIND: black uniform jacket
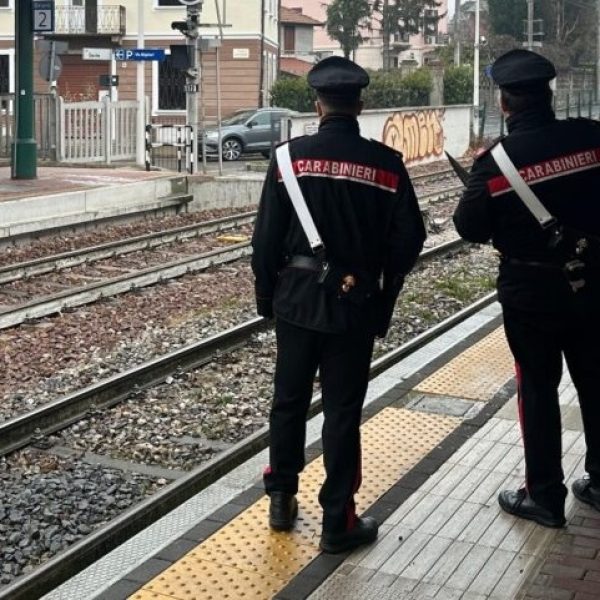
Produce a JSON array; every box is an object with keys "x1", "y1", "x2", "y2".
[
  {"x1": 251, "y1": 115, "x2": 426, "y2": 334},
  {"x1": 453, "y1": 107, "x2": 600, "y2": 312}
]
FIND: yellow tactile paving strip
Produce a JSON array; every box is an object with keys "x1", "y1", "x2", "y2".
[
  {"x1": 130, "y1": 327, "x2": 511, "y2": 600},
  {"x1": 130, "y1": 410, "x2": 459, "y2": 600},
  {"x1": 415, "y1": 327, "x2": 514, "y2": 401}
]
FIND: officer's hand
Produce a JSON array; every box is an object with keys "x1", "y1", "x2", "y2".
[{"x1": 256, "y1": 297, "x2": 274, "y2": 319}]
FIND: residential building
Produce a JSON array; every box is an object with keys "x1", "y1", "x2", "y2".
[
  {"x1": 279, "y1": 6, "x2": 321, "y2": 77},
  {"x1": 0, "y1": 1, "x2": 279, "y2": 121},
  {"x1": 281, "y1": 0, "x2": 449, "y2": 69}
]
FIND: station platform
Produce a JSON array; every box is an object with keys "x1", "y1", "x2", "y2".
[{"x1": 44, "y1": 302, "x2": 600, "y2": 600}]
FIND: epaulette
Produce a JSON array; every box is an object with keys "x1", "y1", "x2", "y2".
[
  {"x1": 473, "y1": 135, "x2": 506, "y2": 160},
  {"x1": 369, "y1": 138, "x2": 403, "y2": 159}
]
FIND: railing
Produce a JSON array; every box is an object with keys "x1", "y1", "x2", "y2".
[
  {"x1": 54, "y1": 5, "x2": 126, "y2": 36},
  {"x1": 0, "y1": 94, "x2": 57, "y2": 160},
  {"x1": 58, "y1": 97, "x2": 139, "y2": 163}
]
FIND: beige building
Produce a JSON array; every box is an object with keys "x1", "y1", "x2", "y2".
[
  {"x1": 0, "y1": 1, "x2": 279, "y2": 120},
  {"x1": 281, "y1": 0, "x2": 449, "y2": 69}
]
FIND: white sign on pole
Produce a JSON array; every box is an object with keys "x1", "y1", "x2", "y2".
[
  {"x1": 83, "y1": 48, "x2": 113, "y2": 61},
  {"x1": 32, "y1": 1, "x2": 55, "y2": 33}
]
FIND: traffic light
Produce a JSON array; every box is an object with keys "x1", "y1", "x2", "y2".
[{"x1": 171, "y1": 12, "x2": 198, "y2": 37}]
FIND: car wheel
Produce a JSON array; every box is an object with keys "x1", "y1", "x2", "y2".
[{"x1": 223, "y1": 138, "x2": 242, "y2": 161}]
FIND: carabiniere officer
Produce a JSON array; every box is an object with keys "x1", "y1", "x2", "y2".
[
  {"x1": 454, "y1": 49, "x2": 600, "y2": 527},
  {"x1": 252, "y1": 56, "x2": 426, "y2": 552}
]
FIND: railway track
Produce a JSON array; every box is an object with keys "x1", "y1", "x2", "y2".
[
  {"x1": 0, "y1": 238, "x2": 466, "y2": 457},
  {"x1": 0, "y1": 185, "x2": 464, "y2": 332}
]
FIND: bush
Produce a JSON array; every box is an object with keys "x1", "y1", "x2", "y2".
[
  {"x1": 270, "y1": 68, "x2": 432, "y2": 112},
  {"x1": 444, "y1": 66, "x2": 473, "y2": 105},
  {"x1": 270, "y1": 76, "x2": 315, "y2": 112}
]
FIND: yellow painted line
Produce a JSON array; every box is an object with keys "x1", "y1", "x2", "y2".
[
  {"x1": 130, "y1": 327, "x2": 512, "y2": 600},
  {"x1": 415, "y1": 327, "x2": 514, "y2": 401},
  {"x1": 130, "y1": 409, "x2": 458, "y2": 600}
]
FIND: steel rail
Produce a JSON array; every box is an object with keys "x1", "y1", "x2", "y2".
[
  {"x1": 0, "y1": 188, "x2": 463, "y2": 332},
  {"x1": 0, "y1": 238, "x2": 467, "y2": 456},
  {"x1": 0, "y1": 211, "x2": 257, "y2": 285},
  {"x1": 0, "y1": 317, "x2": 268, "y2": 457},
  {"x1": 0, "y1": 242, "x2": 253, "y2": 331},
  {"x1": 0, "y1": 288, "x2": 497, "y2": 600},
  {"x1": 0, "y1": 239, "x2": 469, "y2": 449}
]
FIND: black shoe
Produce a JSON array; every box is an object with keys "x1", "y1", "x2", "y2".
[
  {"x1": 572, "y1": 478, "x2": 600, "y2": 511},
  {"x1": 319, "y1": 516, "x2": 379, "y2": 554},
  {"x1": 268, "y1": 492, "x2": 298, "y2": 531},
  {"x1": 498, "y1": 488, "x2": 566, "y2": 528}
]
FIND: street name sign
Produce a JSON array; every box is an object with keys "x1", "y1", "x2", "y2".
[
  {"x1": 114, "y1": 49, "x2": 166, "y2": 62},
  {"x1": 83, "y1": 48, "x2": 113, "y2": 61}
]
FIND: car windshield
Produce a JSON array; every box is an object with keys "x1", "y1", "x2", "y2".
[{"x1": 222, "y1": 111, "x2": 255, "y2": 126}]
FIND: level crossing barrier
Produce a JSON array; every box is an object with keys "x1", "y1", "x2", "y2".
[{"x1": 145, "y1": 124, "x2": 194, "y2": 173}]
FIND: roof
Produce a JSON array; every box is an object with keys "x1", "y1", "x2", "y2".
[
  {"x1": 280, "y1": 57, "x2": 314, "y2": 77},
  {"x1": 280, "y1": 7, "x2": 322, "y2": 26}
]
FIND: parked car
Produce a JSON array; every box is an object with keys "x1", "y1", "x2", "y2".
[{"x1": 201, "y1": 107, "x2": 297, "y2": 161}]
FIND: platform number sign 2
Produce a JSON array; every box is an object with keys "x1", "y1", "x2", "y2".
[{"x1": 32, "y1": 1, "x2": 55, "y2": 34}]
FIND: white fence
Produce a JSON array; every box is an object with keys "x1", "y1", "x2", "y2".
[{"x1": 58, "y1": 97, "x2": 139, "y2": 164}]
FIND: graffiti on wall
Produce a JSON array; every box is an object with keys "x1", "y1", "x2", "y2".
[{"x1": 382, "y1": 109, "x2": 445, "y2": 163}]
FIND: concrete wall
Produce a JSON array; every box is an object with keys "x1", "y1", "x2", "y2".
[{"x1": 288, "y1": 105, "x2": 472, "y2": 166}]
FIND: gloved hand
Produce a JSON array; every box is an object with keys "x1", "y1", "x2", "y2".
[{"x1": 256, "y1": 296, "x2": 274, "y2": 319}]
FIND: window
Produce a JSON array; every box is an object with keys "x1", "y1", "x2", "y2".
[
  {"x1": 283, "y1": 26, "x2": 295, "y2": 53},
  {"x1": 0, "y1": 56, "x2": 8, "y2": 93},
  {"x1": 0, "y1": 0, "x2": 11, "y2": 8},
  {"x1": 250, "y1": 112, "x2": 272, "y2": 126},
  {"x1": 158, "y1": 56, "x2": 186, "y2": 110},
  {"x1": 156, "y1": 0, "x2": 183, "y2": 6}
]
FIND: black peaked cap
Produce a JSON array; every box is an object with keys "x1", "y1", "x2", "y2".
[
  {"x1": 491, "y1": 49, "x2": 556, "y2": 92},
  {"x1": 307, "y1": 56, "x2": 370, "y2": 98}
]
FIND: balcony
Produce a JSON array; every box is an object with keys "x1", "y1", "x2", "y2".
[{"x1": 53, "y1": 5, "x2": 126, "y2": 37}]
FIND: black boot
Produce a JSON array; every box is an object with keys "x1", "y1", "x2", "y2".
[
  {"x1": 319, "y1": 517, "x2": 378, "y2": 554},
  {"x1": 498, "y1": 488, "x2": 565, "y2": 528},
  {"x1": 269, "y1": 492, "x2": 298, "y2": 531},
  {"x1": 572, "y1": 478, "x2": 600, "y2": 511}
]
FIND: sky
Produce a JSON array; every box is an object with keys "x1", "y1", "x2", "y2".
[{"x1": 448, "y1": 0, "x2": 456, "y2": 17}]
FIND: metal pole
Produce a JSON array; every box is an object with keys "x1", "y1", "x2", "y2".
[
  {"x1": 136, "y1": 0, "x2": 146, "y2": 166},
  {"x1": 454, "y1": 0, "x2": 461, "y2": 66},
  {"x1": 186, "y1": 4, "x2": 200, "y2": 174},
  {"x1": 49, "y1": 41, "x2": 57, "y2": 95},
  {"x1": 216, "y1": 45, "x2": 223, "y2": 175},
  {"x1": 12, "y1": 0, "x2": 37, "y2": 179},
  {"x1": 527, "y1": 0, "x2": 534, "y2": 51},
  {"x1": 473, "y1": 0, "x2": 480, "y2": 139}
]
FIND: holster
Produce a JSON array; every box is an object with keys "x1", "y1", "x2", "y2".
[{"x1": 287, "y1": 254, "x2": 376, "y2": 306}]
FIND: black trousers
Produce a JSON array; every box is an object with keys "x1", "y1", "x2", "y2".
[
  {"x1": 264, "y1": 318, "x2": 375, "y2": 533},
  {"x1": 503, "y1": 302, "x2": 600, "y2": 514}
]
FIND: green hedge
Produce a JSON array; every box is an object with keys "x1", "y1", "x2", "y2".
[
  {"x1": 444, "y1": 66, "x2": 473, "y2": 105},
  {"x1": 270, "y1": 68, "x2": 433, "y2": 112}
]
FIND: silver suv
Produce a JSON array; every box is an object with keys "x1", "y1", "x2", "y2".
[{"x1": 202, "y1": 107, "x2": 296, "y2": 161}]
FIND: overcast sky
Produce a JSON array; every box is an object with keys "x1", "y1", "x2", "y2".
[{"x1": 448, "y1": 0, "x2": 456, "y2": 17}]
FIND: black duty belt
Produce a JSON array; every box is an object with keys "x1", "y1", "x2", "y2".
[
  {"x1": 502, "y1": 256, "x2": 562, "y2": 270},
  {"x1": 287, "y1": 255, "x2": 323, "y2": 272}
]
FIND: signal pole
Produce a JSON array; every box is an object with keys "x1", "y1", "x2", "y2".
[
  {"x1": 137, "y1": 0, "x2": 146, "y2": 167},
  {"x1": 12, "y1": 0, "x2": 37, "y2": 179},
  {"x1": 454, "y1": 0, "x2": 461, "y2": 66},
  {"x1": 527, "y1": 0, "x2": 534, "y2": 51},
  {"x1": 473, "y1": 0, "x2": 480, "y2": 139},
  {"x1": 186, "y1": 4, "x2": 200, "y2": 174}
]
